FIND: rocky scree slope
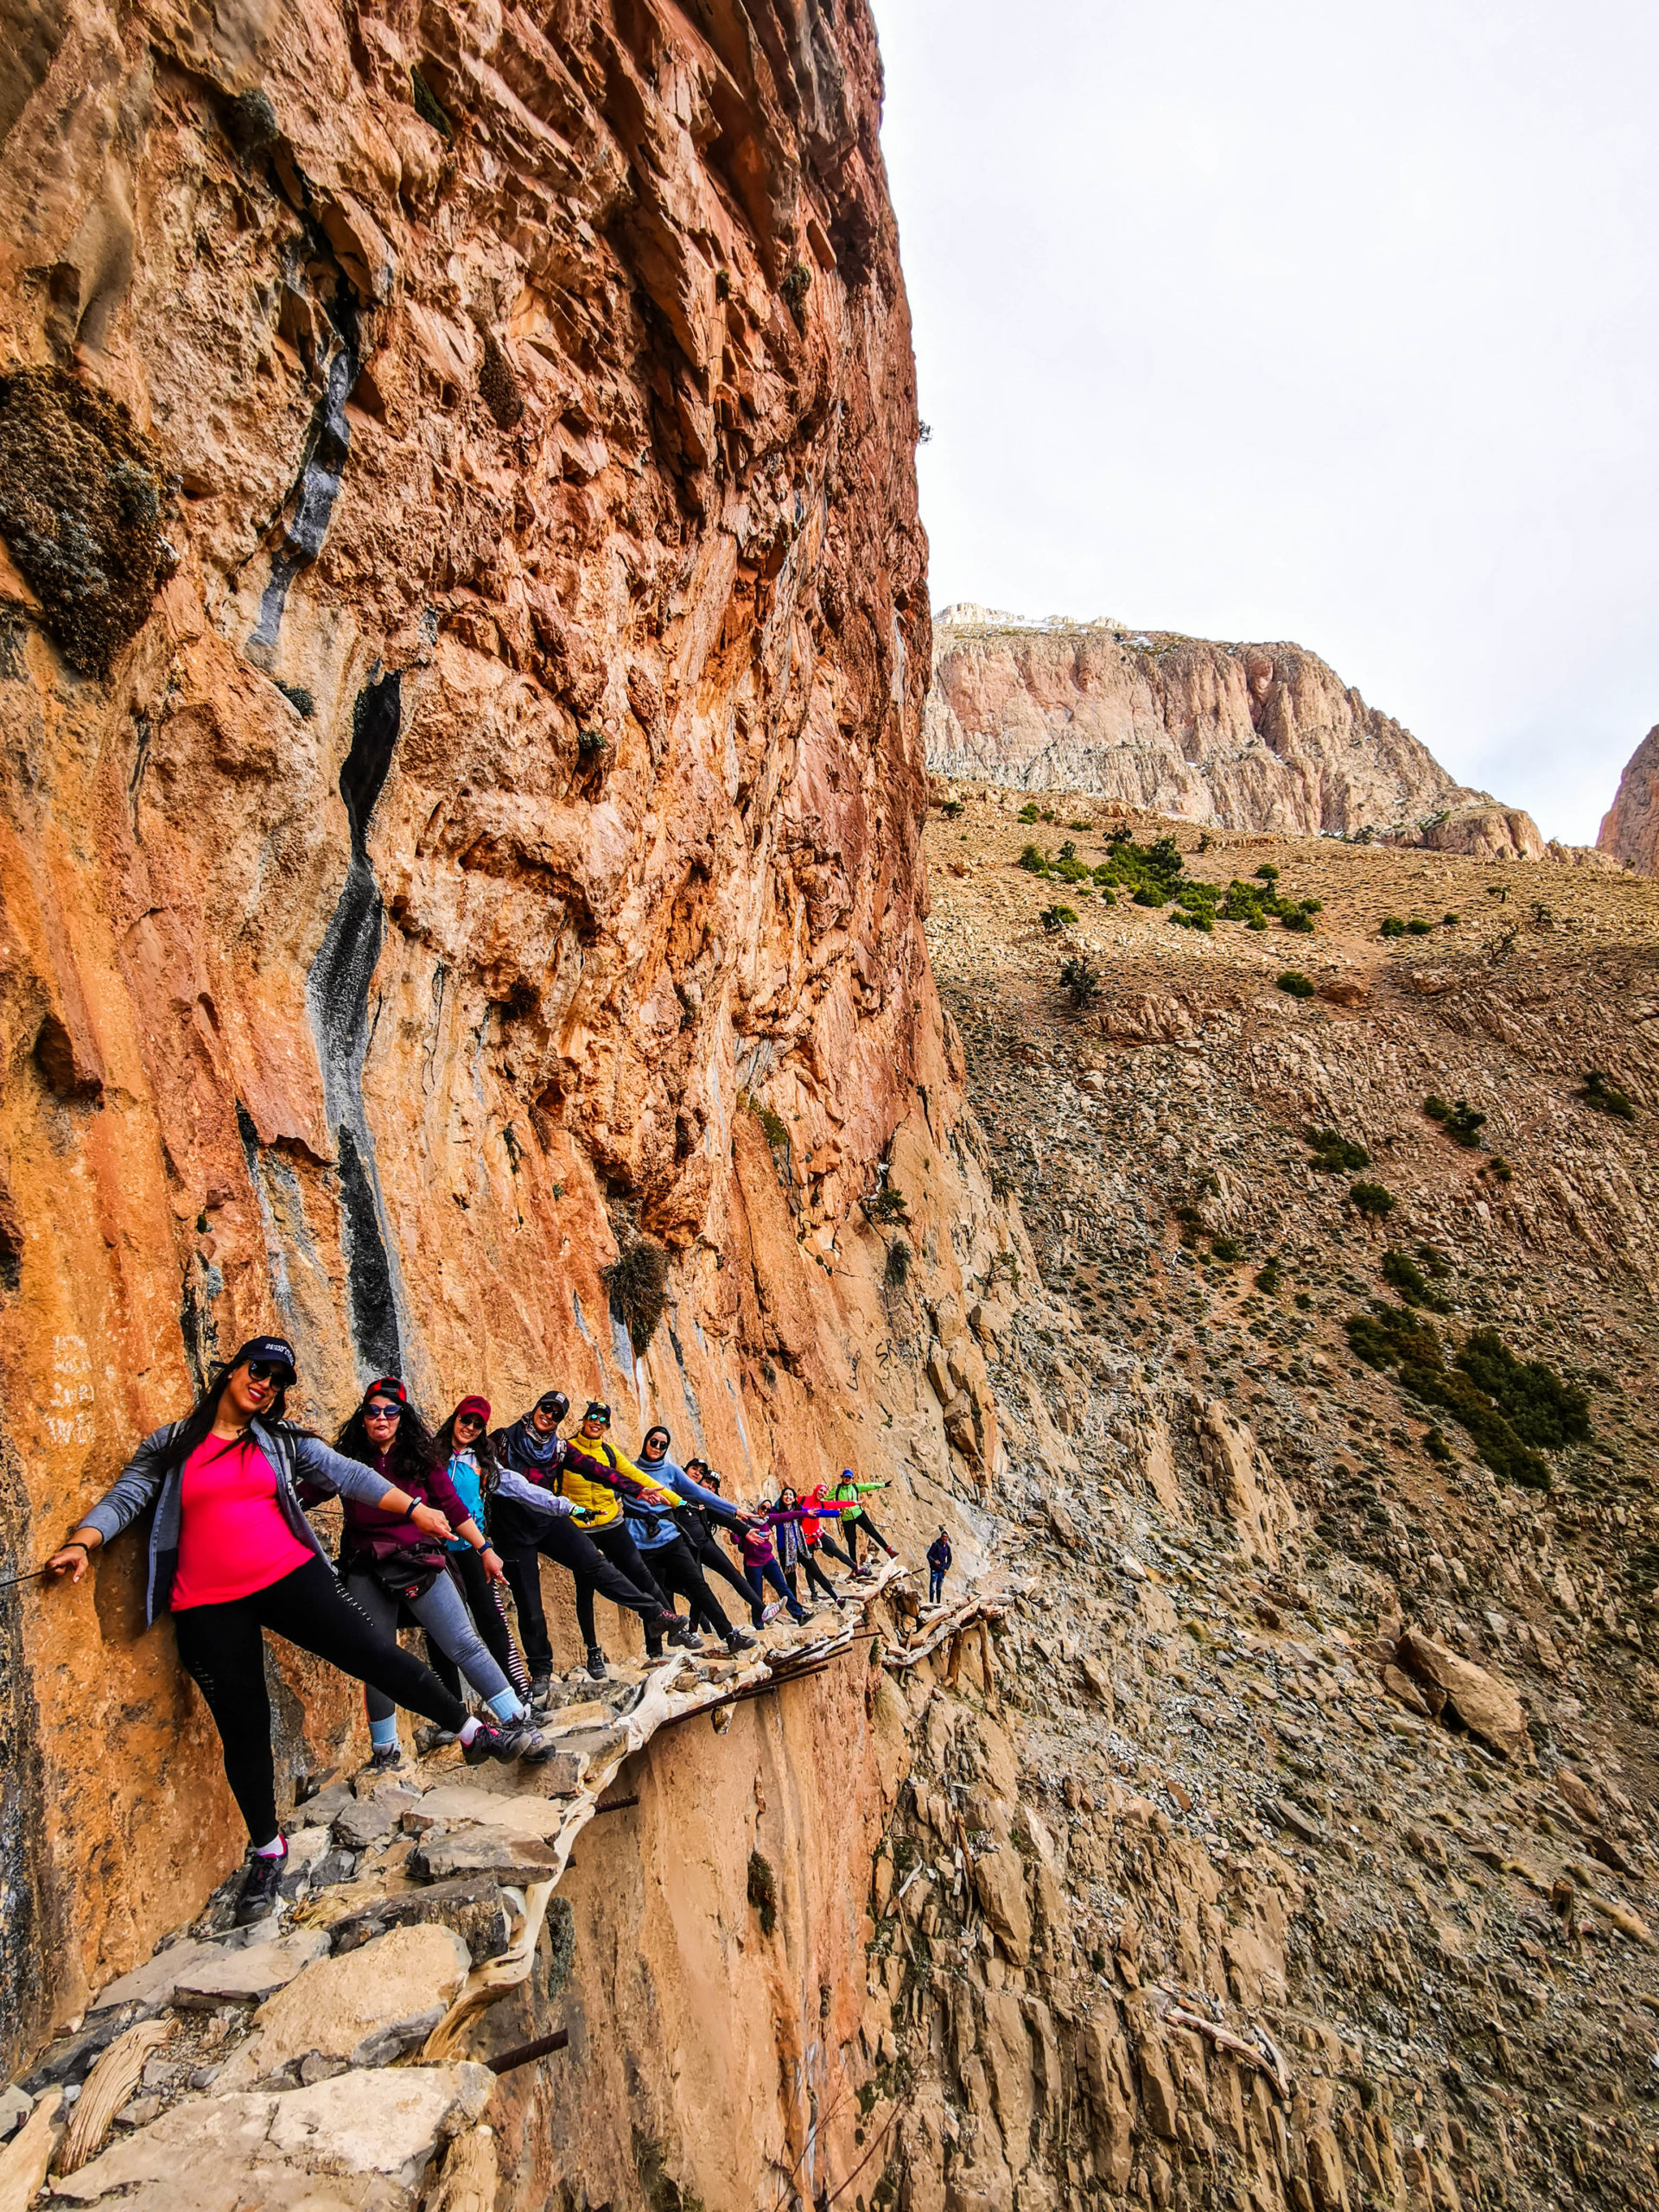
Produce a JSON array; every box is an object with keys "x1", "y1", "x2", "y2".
[
  {"x1": 0, "y1": 0, "x2": 995, "y2": 2153},
  {"x1": 849, "y1": 788, "x2": 1659, "y2": 2212},
  {"x1": 1598, "y1": 725, "x2": 1659, "y2": 876},
  {"x1": 925, "y1": 610, "x2": 1546, "y2": 859}
]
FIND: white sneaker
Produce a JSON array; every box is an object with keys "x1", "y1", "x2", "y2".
[{"x1": 762, "y1": 1601, "x2": 783, "y2": 1625}]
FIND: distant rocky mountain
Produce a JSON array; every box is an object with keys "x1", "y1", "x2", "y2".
[
  {"x1": 1598, "y1": 725, "x2": 1659, "y2": 874},
  {"x1": 925, "y1": 605, "x2": 1546, "y2": 856}
]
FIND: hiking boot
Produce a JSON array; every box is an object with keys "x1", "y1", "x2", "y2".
[
  {"x1": 528, "y1": 1675, "x2": 554, "y2": 1710},
  {"x1": 235, "y1": 1846, "x2": 288, "y2": 1927},
  {"x1": 466, "y1": 1721, "x2": 548, "y2": 1765},
  {"x1": 667, "y1": 1621, "x2": 702, "y2": 1649},
  {"x1": 585, "y1": 1647, "x2": 608, "y2": 1681},
  {"x1": 725, "y1": 1628, "x2": 759, "y2": 1653},
  {"x1": 365, "y1": 1742, "x2": 403, "y2": 1773}
]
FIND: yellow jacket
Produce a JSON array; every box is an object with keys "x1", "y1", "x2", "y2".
[{"x1": 558, "y1": 1437, "x2": 677, "y2": 1530}]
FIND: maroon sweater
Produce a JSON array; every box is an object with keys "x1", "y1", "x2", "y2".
[{"x1": 332, "y1": 1451, "x2": 472, "y2": 1568}]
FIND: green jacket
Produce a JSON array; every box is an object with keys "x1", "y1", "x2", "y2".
[{"x1": 834, "y1": 1478, "x2": 886, "y2": 1523}]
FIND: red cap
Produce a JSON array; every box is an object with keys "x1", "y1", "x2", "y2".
[{"x1": 455, "y1": 1395, "x2": 491, "y2": 1424}]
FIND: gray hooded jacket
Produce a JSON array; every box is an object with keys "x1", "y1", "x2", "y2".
[{"x1": 79, "y1": 1418, "x2": 399, "y2": 1623}]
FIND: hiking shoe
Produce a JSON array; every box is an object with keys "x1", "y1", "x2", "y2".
[
  {"x1": 235, "y1": 1846, "x2": 287, "y2": 1926},
  {"x1": 725, "y1": 1628, "x2": 759, "y2": 1653},
  {"x1": 585, "y1": 1647, "x2": 608, "y2": 1681},
  {"x1": 467, "y1": 1722, "x2": 547, "y2": 1764},
  {"x1": 528, "y1": 1675, "x2": 554, "y2": 1709},
  {"x1": 365, "y1": 1742, "x2": 403, "y2": 1773},
  {"x1": 761, "y1": 1601, "x2": 783, "y2": 1626},
  {"x1": 667, "y1": 1621, "x2": 702, "y2": 1649}
]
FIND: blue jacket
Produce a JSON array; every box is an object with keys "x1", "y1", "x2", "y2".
[
  {"x1": 79, "y1": 1417, "x2": 396, "y2": 1624},
  {"x1": 624, "y1": 1451, "x2": 741, "y2": 1552}
]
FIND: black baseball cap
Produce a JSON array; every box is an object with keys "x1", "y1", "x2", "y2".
[
  {"x1": 535, "y1": 1390, "x2": 569, "y2": 1418},
  {"x1": 582, "y1": 1401, "x2": 612, "y2": 1423},
  {"x1": 363, "y1": 1375, "x2": 407, "y2": 1407},
  {"x1": 230, "y1": 1336, "x2": 297, "y2": 1384}
]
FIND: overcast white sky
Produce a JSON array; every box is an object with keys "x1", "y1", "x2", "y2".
[{"x1": 868, "y1": 0, "x2": 1659, "y2": 842}]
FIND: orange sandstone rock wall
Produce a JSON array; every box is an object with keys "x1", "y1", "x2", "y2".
[{"x1": 0, "y1": 0, "x2": 988, "y2": 2087}]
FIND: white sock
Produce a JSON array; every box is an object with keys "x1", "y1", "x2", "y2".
[
  {"x1": 456, "y1": 1716, "x2": 484, "y2": 1746},
  {"x1": 253, "y1": 1834, "x2": 287, "y2": 1859}
]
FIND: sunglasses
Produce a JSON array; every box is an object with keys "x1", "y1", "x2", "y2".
[
  {"x1": 245, "y1": 1360, "x2": 291, "y2": 1385},
  {"x1": 455, "y1": 1413, "x2": 484, "y2": 1429},
  {"x1": 365, "y1": 1402, "x2": 404, "y2": 1421}
]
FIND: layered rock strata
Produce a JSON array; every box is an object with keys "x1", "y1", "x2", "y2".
[
  {"x1": 1598, "y1": 723, "x2": 1659, "y2": 874},
  {"x1": 0, "y1": 0, "x2": 980, "y2": 2124},
  {"x1": 925, "y1": 607, "x2": 1546, "y2": 854}
]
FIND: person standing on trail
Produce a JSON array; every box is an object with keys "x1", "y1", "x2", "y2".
[
  {"x1": 492, "y1": 1390, "x2": 692, "y2": 1688},
  {"x1": 680, "y1": 1461, "x2": 763, "y2": 1625},
  {"x1": 425, "y1": 1395, "x2": 530, "y2": 1709},
  {"x1": 43, "y1": 1337, "x2": 499, "y2": 1928},
  {"x1": 927, "y1": 1527, "x2": 952, "y2": 1607},
  {"x1": 772, "y1": 1484, "x2": 843, "y2": 1609},
  {"x1": 327, "y1": 1379, "x2": 549, "y2": 1770},
  {"x1": 835, "y1": 1470, "x2": 898, "y2": 1575},
  {"x1": 735, "y1": 1510, "x2": 811, "y2": 1628},
  {"x1": 798, "y1": 1478, "x2": 858, "y2": 1571},
  {"x1": 626, "y1": 1426, "x2": 760, "y2": 1655}
]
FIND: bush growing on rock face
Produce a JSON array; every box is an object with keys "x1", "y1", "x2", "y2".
[
  {"x1": 1019, "y1": 803, "x2": 1040, "y2": 823},
  {"x1": 1277, "y1": 971, "x2": 1316, "y2": 999},
  {"x1": 1255, "y1": 863, "x2": 1279, "y2": 881},
  {"x1": 938, "y1": 798, "x2": 963, "y2": 818},
  {"x1": 1211, "y1": 1236, "x2": 1244, "y2": 1262},
  {"x1": 1344, "y1": 1305, "x2": 1571, "y2": 1488},
  {"x1": 1380, "y1": 917, "x2": 1407, "y2": 938},
  {"x1": 1018, "y1": 843, "x2": 1051, "y2": 875},
  {"x1": 1580, "y1": 1069, "x2": 1636, "y2": 1120},
  {"x1": 1481, "y1": 1154, "x2": 1514, "y2": 1184},
  {"x1": 1059, "y1": 955, "x2": 1101, "y2": 1008},
  {"x1": 1455, "y1": 1328, "x2": 1592, "y2": 1451},
  {"x1": 1068, "y1": 818, "x2": 1092, "y2": 832},
  {"x1": 1306, "y1": 1126, "x2": 1369, "y2": 1170},
  {"x1": 1133, "y1": 885, "x2": 1166, "y2": 908},
  {"x1": 1382, "y1": 1247, "x2": 1452, "y2": 1313},
  {"x1": 1424, "y1": 1096, "x2": 1486, "y2": 1148},
  {"x1": 1255, "y1": 1259, "x2": 1284, "y2": 1293},
  {"x1": 1039, "y1": 904, "x2": 1078, "y2": 931},
  {"x1": 1281, "y1": 908, "x2": 1315, "y2": 934},
  {"x1": 869, "y1": 1180, "x2": 909, "y2": 1224},
  {"x1": 1349, "y1": 1181, "x2": 1395, "y2": 1217},
  {"x1": 605, "y1": 1237, "x2": 670, "y2": 1355},
  {"x1": 1423, "y1": 1426, "x2": 1453, "y2": 1462}
]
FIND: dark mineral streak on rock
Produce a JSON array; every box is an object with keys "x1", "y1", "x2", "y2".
[{"x1": 307, "y1": 669, "x2": 405, "y2": 1378}]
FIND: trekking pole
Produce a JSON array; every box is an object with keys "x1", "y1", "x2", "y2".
[{"x1": 0, "y1": 1566, "x2": 55, "y2": 1592}]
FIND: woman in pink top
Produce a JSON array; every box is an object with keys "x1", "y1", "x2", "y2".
[{"x1": 46, "y1": 1335, "x2": 511, "y2": 1927}]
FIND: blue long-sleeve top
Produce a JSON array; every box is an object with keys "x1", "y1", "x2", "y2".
[{"x1": 624, "y1": 1451, "x2": 744, "y2": 1552}]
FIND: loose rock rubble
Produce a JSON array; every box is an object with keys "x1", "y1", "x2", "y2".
[{"x1": 828, "y1": 791, "x2": 1659, "y2": 2210}]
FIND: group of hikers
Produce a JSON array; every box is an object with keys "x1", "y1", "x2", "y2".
[{"x1": 44, "y1": 1336, "x2": 950, "y2": 1927}]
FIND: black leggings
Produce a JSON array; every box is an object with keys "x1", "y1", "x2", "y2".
[
  {"x1": 691, "y1": 1529, "x2": 756, "y2": 1616},
  {"x1": 783, "y1": 1546, "x2": 838, "y2": 1604},
  {"x1": 575, "y1": 1523, "x2": 668, "y2": 1651},
  {"x1": 499, "y1": 1519, "x2": 665, "y2": 1678},
  {"x1": 427, "y1": 1548, "x2": 529, "y2": 1703},
  {"x1": 846, "y1": 1510, "x2": 892, "y2": 1566},
  {"x1": 173, "y1": 1556, "x2": 467, "y2": 1848},
  {"x1": 639, "y1": 1533, "x2": 734, "y2": 1640}
]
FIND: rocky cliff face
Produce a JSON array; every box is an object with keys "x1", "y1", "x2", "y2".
[
  {"x1": 1598, "y1": 725, "x2": 1659, "y2": 874},
  {"x1": 925, "y1": 607, "x2": 1547, "y2": 855},
  {"x1": 0, "y1": 0, "x2": 960, "y2": 2096}
]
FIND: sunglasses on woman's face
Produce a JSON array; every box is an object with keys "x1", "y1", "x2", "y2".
[
  {"x1": 365, "y1": 1402, "x2": 403, "y2": 1422},
  {"x1": 245, "y1": 1360, "x2": 289, "y2": 1385},
  {"x1": 455, "y1": 1414, "x2": 483, "y2": 1432}
]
